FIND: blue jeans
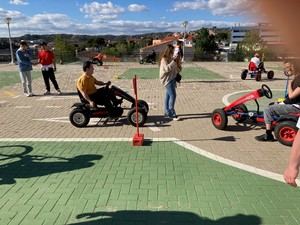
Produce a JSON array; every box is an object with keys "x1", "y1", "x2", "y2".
[{"x1": 164, "y1": 79, "x2": 177, "y2": 117}]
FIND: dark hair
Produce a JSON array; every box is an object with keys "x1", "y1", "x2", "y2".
[
  {"x1": 40, "y1": 41, "x2": 47, "y2": 46},
  {"x1": 83, "y1": 61, "x2": 93, "y2": 72},
  {"x1": 20, "y1": 40, "x2": 27, "y2": 46}
]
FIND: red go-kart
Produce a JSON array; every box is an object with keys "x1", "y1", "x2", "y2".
[
  {"x1": 241, "y1": 62, "x2": 274, "y2": 81},
  {"x1": 211, "y1": 84, "x2": 299, "y2": 146}
]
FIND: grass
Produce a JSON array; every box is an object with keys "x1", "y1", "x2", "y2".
[
  {"x1": 0, "y1": 71, "x2": 41, "y2": 89},
  {"x1": 121, "y1": 67, "x2": 224, "y2": 80}
]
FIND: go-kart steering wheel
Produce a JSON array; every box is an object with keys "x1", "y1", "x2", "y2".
[{"x1": 261, "y1": 84, "x2": 273, "y2": 99}]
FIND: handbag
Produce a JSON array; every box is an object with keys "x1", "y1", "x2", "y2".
[{"x1": 175, "y1": 73, "x2": 182, "y2": 83}]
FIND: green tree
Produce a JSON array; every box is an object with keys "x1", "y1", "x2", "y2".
[
  {"x1": 193, "y1": 28, "x2": 218, "y2": 60},
  {"x1": 54, "y1": 35, "x2": 76, "y2": 63},
  {"x1": 240, "y1": 30, "x2": 265, "y2": 60}
]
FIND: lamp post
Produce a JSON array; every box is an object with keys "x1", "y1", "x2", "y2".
[
  {"x1": 5, "y1": 17, "x2": 14, "y2": 64},
  {"x1": 182, "y1": 21, "x2": 188, "y2": 61}
]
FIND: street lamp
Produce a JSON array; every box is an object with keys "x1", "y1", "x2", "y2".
[
  {"x1": 5, "y1": 17, "x2": 14, "y2": 64},
  {"x1": 181, "y1": 21, "x2": 188, "y2": 61}
]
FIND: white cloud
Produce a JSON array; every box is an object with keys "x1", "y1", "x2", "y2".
[
  {"x1": 128, "y1": 4, "x2": 147, "y2": 12},
  {"x1": 172, "y1": 0, "x2": 207, "y2": 11},
  {"x1": 80, "y1": 1, "x2": 124, "y2": 21},
  {"x1": 9, "y1": 0, "x2": 28, "y2": 5},
  {"x1": 0, "y1": 7, "x2": 255, "y2": 37},
  {"x1": 171, "y1": 0, "x2": 255, "y2": 16}
]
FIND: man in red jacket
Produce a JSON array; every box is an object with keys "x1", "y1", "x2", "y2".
[{"x1": 38, "y1": 42, "x2": 61, "y2": 95}]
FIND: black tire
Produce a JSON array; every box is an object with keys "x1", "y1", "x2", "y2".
[
  {"x1": 267, "y1": 70, "x2": 274, "y2": 79},
  {"x1": 131, "y1": 100, "x2": 149, "y2": 113},
  {"x1": 127, "y1": 107, "x2": 147, "y2": 127},
  {"x1": 255, "y1": 72, "x2": 262, "y2": 81},
  {"x1": 232, "y1": 104, "x2": 248, "y2": 123},
  {"x1": 139, "y1": 59, "x2": 144, "y2": 64},
  {"x1": 211, "y1": 108, "x2": 228, "y2": 130},
  {"x1": 98, "y1": 61, "x2": 103, "y2": 66},
  {"x1": 241, "y1": 69, "x2": 248, "y2": 80},
  {"x1": 69, "y1": 108, "x2": 90, "y2": 128},
  {"x1": 274, "y1": 121, "x2": 298, "y2": 146}
]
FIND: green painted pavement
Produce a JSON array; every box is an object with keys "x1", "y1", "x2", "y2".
[
  {"x1": 0, "y1": 71, "x2": 41, "y2": 89},
  {"x1": 121, "y1": 67, "x2": 223, "y2": 80},
  {"x1": 0, "y1": 141, "x2": 299, "y2": 225}
]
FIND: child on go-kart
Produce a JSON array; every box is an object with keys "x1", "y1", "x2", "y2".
[
  {"x1": 255, "y1": 60, "x2": 300, "y2": 142},
  {"x1": 76, "y1": 61, "x2": 121, "y2": 114}
]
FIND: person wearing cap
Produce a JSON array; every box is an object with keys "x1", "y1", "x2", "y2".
[
  {"x1": 16, "y1": 40, "x2": 34, "y2": 97},
  {"x1": 38, "y1": 42, "x2": 61, "y2": 95}
]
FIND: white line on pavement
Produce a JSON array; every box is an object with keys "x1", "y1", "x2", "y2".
[{"x1": 15, "y1": 106, "x2": 32, "y2": 109}]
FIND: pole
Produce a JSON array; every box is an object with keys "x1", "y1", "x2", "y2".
[
  {"x1": 5, "y1": 17, "x2": 14, "y2": 64},
  {"x1": 182, "y1": 21, "x2": 188, "y2": 62}
]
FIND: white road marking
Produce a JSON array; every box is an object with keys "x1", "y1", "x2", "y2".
[
  {"x1": 12, "y1": 95, "x2": 20, "y2": 99},
  {"x1": 45, "y1": 106, "x2": 62, "y2": 108},
  {"x1": 148, "y1": 126, "x2": 161, "y2": 132},
  {"x1": 0, "y1": 137, "x2": 296, "y2": 185},
  {"x1": 0, "y1": 101, "x2": 8, "y2": 104},
  {"x1": 36, "y1": 96, "x2": 78, "y2": 101},
  {"x1": 15, "y1": 106, "x2": 32, "y2": 109}
]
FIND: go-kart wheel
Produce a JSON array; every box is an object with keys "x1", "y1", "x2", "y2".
[
  {"x1": 139, "y1": 59, "x2": 144, "y2": 64},
  {"x1": 241, "y1": 69, "x2": 248, "y2": 80},
  {"x1": 98, "y1": 61, "x2": 103, "y2": 66},
  {"x1": 274, "y1": 121, "x2": 298, "y2": 146},
  {"x1": 232, "y1": 104, "x2": 248, "y2": 123},
  {"x1": 211, "y1": 108, "x2": 228, "y2": 130},
  {"x1": 267, "y1": 70, "x2": 274, "y2": 79},
  {"x1": 69, "y1": 108, "x2": 90, "y2": 128},
  {"x1": 261, "y1": 84, "x2": 273, "y2": 99},
  {"x1": 255, "y1": 72, "x2": 262, "y2": 81},
  {"x1": 131, "y1": 100, "x2": 149, "y2": 113},
  {"x1": 127, "y1": 107, "x2": 147, "y2": 127}
]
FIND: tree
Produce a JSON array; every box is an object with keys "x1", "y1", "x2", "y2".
[
  {"x1": 54, "y1": 35, "x2": 76, "y2": 63},
  {"x1": 240, "y1": 30, "x2": 265, "y2": 59},
  {"x1": 193, "y1": 28, "x2": 218, "y2": 60}
]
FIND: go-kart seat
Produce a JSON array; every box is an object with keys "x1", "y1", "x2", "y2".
[
  {"x1": 77, "y1": 89, "x2": 89, "y2": 104},
  {"x1": 248, "y1": 61, "x2": 257, "y2": 71}
]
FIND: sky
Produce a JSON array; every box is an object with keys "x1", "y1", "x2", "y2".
[{"x1": 0, "y1": 0, "x2": 257, "y2": 37}]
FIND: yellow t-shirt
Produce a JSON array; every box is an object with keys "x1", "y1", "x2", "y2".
[{"x1": 76, "y1": 73, "x2": 97, "y2": 95}]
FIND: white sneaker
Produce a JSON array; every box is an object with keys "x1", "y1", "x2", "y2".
[
  {"x1": 44, "y1": 91, "x2": 51, "y2": 95},
  {"x1": 28, "y1": 93, "x2": 33, "y2": 97},
  {"x1": 57, "y1": 89, "x2": 62, "y2": 95},
  {"x1": 172, "y1": 116, "x2": 180, "y2": 121}
]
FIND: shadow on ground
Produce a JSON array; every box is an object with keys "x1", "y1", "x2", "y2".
[
  {"x1": 68, "y1": 211, "x2": 262, "y2": 225},
  {"x1": 0, "y1": 145, "x2": 102, "y2": 185}
]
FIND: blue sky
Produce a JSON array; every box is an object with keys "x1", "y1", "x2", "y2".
[{"x1": 0, "y1": 0, "x2": 257, "y2": 37}]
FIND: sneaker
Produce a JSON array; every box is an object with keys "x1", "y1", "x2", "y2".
[
  {"x1": 44, "y1": 91, "x2": 51, "y2": 95},
  {"x1": 171, "y1": 116, "x2": 180, "y2": 121},
  {"x1": 255, "y1": 134, "x2": 276, "y2": 142},
  {"x1": 28, "y1": 93, "x2": 33, "y2": 97},
  {"x1": 57, "y1": 89, "x2": 62, "y2": 95},
  {"x1": 24, "y1": 92, "x2": 29, "y2": 97}
]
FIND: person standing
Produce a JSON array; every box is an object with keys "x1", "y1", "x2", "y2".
[
  {"x1": 159, "y1": 44, "x2": 181, "y2": 121},
  {"x1": 16, "y1": 40, "x2": 33, "y2": 97},
  {"x1": 38, "y1": 42, "x2": 61, "y2": 95}
]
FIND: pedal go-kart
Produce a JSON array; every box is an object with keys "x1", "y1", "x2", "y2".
[
  {"x1": 241, "y1": 62, "x2": 274, "y2": 81},
  {"x1": 211, "y1": 84, "x2": 299, "y2": 146},
  {"x1": 69, "y1": 85, "x2": 149, "y2": 128}
]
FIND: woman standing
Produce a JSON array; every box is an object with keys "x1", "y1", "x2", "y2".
[{"x1": 159, "y1": 44, "x2": 181, "y2": 121}]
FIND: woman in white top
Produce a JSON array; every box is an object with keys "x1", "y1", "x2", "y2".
[{"x1": 159, "y1": 44, "x2": 181, "y2": 120}]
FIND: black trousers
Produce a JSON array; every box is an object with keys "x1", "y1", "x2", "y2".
[
  {"x1": 89, "y1": 87, "x2": 116, "y2": 113},
  {"x1": 42, "y1": 68, "x2": 60, "y2": 91}
]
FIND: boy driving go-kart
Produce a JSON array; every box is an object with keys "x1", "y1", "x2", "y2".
[
  {"x1": 241, "y1": 53, "x2": 274, "y2": 81},
  {"x1": 69, "y1": 60, "x2": 149, "y2": 128},
  {"x1": 76, "y1": 60, "x2": 121, "y2": 115}
]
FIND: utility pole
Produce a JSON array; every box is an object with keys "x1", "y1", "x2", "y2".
[
  {"x1": 5, "y1": 17, "x2": 14, "y2": 64},
  {"x1": 182, "y1": 21, "x2": 188, "y2": 61}
]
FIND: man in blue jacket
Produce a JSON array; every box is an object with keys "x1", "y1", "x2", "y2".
[{"x1": 16, "y1": 40, "x2": 33, "y2": 97}]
